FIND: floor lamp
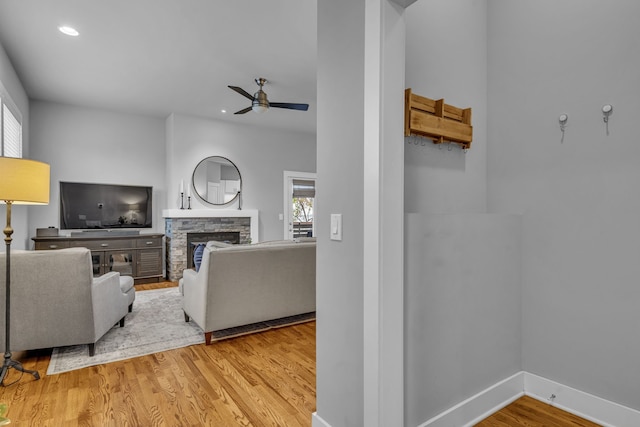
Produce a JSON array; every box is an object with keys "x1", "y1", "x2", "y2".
[{"x1": 0, "y1": 157, "x2": 50, "y2": 386}]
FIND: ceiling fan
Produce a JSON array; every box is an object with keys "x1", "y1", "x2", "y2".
[{"x1": 228, "y1": 78, "x2": 309, "y2": 115}]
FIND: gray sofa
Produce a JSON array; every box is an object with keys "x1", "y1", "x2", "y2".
[
  {"x1": 182, "y1": 239, "x2": 316, "y2": 344},
  {"x1": 0, "y1": 247, "x2": 133, "y2": 356}
]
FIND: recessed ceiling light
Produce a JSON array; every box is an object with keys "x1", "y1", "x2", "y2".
[
  {"x1": 58, "y1": 26, "x2": 79, "y2": 37},
  {"x1": 221, "y1": 109, "x2": 227, "y2": 114}
]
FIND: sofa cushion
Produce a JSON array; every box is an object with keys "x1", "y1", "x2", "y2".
[
  {"x1": 193, "y1": 243, "x2": 206, "y2": 272},
  {"x1": 206, "y1": 240, "x2": 234, "y2": 249}
]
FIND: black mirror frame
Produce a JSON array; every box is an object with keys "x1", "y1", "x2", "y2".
[{"x1": 191, "y1": 156, "x2": 242, "y2": 206}]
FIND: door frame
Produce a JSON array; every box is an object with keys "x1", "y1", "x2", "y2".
[{"x1": 283, "y1": 170, "x2": 317, "y2": 240}]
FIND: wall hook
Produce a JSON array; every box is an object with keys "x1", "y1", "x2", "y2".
[
  {"x1": 602, "y1": 104, "x2": 613, "y2": 136},
  {"x1": 559, "y1": 114, "x2": 568, "y2": 143}
]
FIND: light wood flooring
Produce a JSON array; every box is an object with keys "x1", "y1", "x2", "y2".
[
  {"x1": 0, "y1": 282, "x2": 316, "y2": 426},
  {"x1": 1, "y1": 282, "x2": 602, "y2": 426},
  {"x1": 476, "y1": 395, "x2": 602, "y2": 426}
]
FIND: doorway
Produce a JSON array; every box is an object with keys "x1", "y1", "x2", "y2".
[{"x1": 283, "y1": 171, "x2": 316, "y2": 240}]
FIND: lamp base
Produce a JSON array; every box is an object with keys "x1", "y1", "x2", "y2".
[{"x1": 0, "y1": 352, "x2": 40, "y2": 386}]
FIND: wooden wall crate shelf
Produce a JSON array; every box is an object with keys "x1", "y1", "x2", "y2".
[{"x1": 404, "y1": 88, "x2": 473, "y2": 149}]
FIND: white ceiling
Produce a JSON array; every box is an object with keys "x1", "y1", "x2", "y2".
[{"x1": 0, "y1": 0, "x2": 317, "y2": 134}]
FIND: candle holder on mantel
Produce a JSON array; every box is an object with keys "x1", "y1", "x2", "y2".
[
  {"x1": 187, "y1": 196, "x2": 191, "y2": 210},
  {"x1": 179, "y1": 192, "x2": 184, "y2": 209}
]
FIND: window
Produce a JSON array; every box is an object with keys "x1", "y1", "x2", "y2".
[
  {"x1": 292, "y1": 179, "x2": 315, "y2": 238},
  {"x1": 0, "y1": 83, "x2": 23, "y2": 158}
]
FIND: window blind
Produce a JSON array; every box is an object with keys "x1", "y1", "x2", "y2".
[
  {"x1": 3, "y1": 104, "x2": 22, "y2": 158},
  {"x1": 292, "y1": 179, "x2": 315, "y2": 198},
  {"x1": 0, "y1": 81, "x2": 23, "y2": 158}
]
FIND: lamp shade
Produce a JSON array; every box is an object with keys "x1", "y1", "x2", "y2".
[{"x1": 0, "y1": 157, "x2": 50, "y2": 204}]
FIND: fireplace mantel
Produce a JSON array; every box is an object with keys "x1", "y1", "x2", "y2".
[{"x1": 162, "y1": 209, "x2": 259, "y2": 243}]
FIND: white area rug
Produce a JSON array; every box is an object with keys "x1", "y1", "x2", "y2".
[{"x1": 47, "y1": 287, "x2": 204, "y2": 375}]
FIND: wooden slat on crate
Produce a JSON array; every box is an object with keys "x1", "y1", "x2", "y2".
[{"x1": 405, "y1": 88, "x2": 473, "y2": 149}]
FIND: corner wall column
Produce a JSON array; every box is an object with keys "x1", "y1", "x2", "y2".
[
  {"x1": 363, "y1": 1, "x2": 406, "y2": 426},
  {"x1": 316, "y1": 0, "x2": 407, "y2": 426}
]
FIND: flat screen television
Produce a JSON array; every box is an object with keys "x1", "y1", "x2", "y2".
[{"x1": 60, "y1": 181, "x2": 153, "y2": 230}]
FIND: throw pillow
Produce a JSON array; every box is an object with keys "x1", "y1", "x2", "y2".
[{"x1": 193, "y1": 244, "x2": 205, "y2": 272}]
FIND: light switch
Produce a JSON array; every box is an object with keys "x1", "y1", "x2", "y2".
[
  {"x1": 330, "y1": 213, "x2": 342, "y2": 241},
  {"x1": 278, "y1": 213, "x2": 284, "y2": 221}
]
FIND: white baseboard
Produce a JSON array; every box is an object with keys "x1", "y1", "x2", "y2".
[
  {"x1": 312, "y1": 412, "x2": 331, "y2": 427},
  {"x1": 524, "y1": 372, "x2": 640, "y2": 427},
  {"x1": 314, "y1": 371, "x2": 640, "y2": 427},
  {"x1": 418, "y1": 371, "x2": 525, "y2": 427}
]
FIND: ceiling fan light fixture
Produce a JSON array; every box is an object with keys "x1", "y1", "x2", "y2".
[
  {"x1": 252, "y1": 103, "x2": 269, "y2": 113},
  {"x1": 228, "y1": 77, "x2": 308, "y2": 115},
  {"x1": 252, "y1": 90, "x2": 270, "y2": 113}
]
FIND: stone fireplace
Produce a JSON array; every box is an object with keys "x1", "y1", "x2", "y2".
[
  {"x1": 186, "y1": 231, "x2": 240, "y2": 269},
  {"x1": 162, "y1": 209, "x2": 259, "y2": 281}
]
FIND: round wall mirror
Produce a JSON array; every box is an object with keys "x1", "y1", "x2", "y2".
[{"x1": 192, "y1": 156, "x2": 242, "y2": 205}]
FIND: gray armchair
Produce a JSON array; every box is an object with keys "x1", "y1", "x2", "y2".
[{"x1": 0, "y1": 247, "x2": 132, "y2": 356}]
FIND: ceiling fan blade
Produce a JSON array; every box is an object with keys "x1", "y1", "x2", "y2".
[
  {"x1": 228, "y1": 85, "x2": 255, "y2": 101},
  {"x1": 269, "y1": 102, "x2": 309, "y2": 111},
  {"x1": 234, "y1": 106, "x2": 253, "y2": 115}
]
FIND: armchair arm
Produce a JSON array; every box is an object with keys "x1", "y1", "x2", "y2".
[
  {"x1": 182, "y1": 267, "x2": 208, "y2": 328},
  {"x1": 91, "y1": 272, "x2": 130, "y2": 341}
]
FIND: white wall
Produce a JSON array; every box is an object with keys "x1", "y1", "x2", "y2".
[
  {"x1": 487, "y1": 0, "x2": 640, "y2": 411},
  {"x1": 28, "y1": 101, "x2": 166, "y2": 238},
  {"x1": 405, "y1": 0, "x2": 488, "y2": 214},
  {"x1": 165, "y1": 113, "x2": 316, "y2": 242},
  {"x1": 0, "y1": 41, "x2": 31, "y2": 250}
]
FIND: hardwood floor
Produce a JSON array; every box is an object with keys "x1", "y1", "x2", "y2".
[
  {"x1": 0, "y1": 282, "x2": 316, "y2": 426},
  {"x1": 1, "y1": 282, "x2": 602, "y2": 427},
  {"x1": 134, "y1": 280, "x2": 178, "y2": 291},
  {"x1": 476, "y1": 395, "x2": 602, "y2": 427}
]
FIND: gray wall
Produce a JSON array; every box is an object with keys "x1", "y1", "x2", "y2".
[
  {"x1": 404, "y1": 1, "x2": 525, "y2": 425},
  {"x1": 25, "y1": 103, "x2": 315, "y2": 244},
  {"x1": 316, "y1": 1, "x2": 407, "y2": 425},
  {"x1": 405, "y1": 0, "x2": 488, "y2": 214},
  {"x1": 487, "y1": 0, "x2": 640, "y2": 411},
  {"x1": 0, "y1": 41, "x2": 31, "y2": 250},
  {"x1": 405, "y1": 214, "x2": 522, "y2": 426},
  {"x1": 316, "y1": 0, "x2": 365, "y2": 424},
  {"x1": 166, "y1": 113, "x2": 316, "y2": 242},
  {"x1": 28, "y1": 101, "x2": 167, "y2": 238}
]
